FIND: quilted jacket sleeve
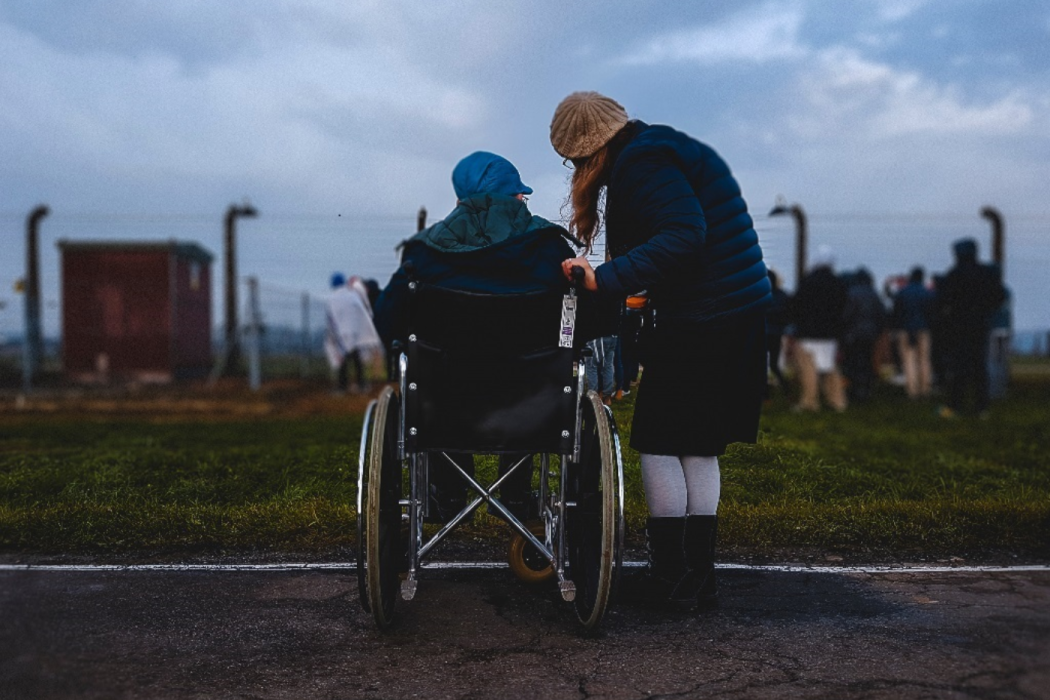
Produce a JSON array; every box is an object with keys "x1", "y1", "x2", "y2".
[{"x1": 594, "y1": 152, "x2": 706, "y2": 297}]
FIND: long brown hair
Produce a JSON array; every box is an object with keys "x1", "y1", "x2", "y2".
[{"x1": 563, "y1": 124, "x2": 633, "y2": 250}]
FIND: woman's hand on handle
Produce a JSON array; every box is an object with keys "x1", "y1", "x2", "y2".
[{"x1": 561, "y1": 257, "x2": 598, "y2": 292}]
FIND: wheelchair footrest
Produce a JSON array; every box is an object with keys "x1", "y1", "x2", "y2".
[
  {"x1": 401, "y1": 578, "x2": 418, "y2": 601},
  {"x1": 559, "y1": 580, "x2": 576, "y2": 602}
]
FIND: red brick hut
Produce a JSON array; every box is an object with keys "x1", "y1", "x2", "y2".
[{"x1": 58, "y1": 240, "x2": 214, "y2": 382}]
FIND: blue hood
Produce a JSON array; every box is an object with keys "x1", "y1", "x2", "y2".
[{"x1": 451, "y1": 151, "x2": 533, "y2": 200}]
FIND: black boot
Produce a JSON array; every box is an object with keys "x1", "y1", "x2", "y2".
[
  {"x1": 619, "y1": 517, "x2": 692, "y2": 607},
  {"x1": 684, "y1": 514, "x2": 718, "y2": 610}
]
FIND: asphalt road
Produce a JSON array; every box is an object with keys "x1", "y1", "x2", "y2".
[{"x1": 2, "y1": 565, "x2": 1048, "y2": 699}]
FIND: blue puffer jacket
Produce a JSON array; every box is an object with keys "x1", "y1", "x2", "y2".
[
  {"x1": 892, "y1": 281, "x2": 934, "y2": 334},
  {"x1": 595, "y1": 122, "x2": 771, "y2": 324}
]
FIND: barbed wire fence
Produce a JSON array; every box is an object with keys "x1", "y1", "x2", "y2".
[
  {"x1": 2, "y1": 207, "x2": 1049, "y2": 391},
  {"x1": 238, "y1": 279, "x2": 331, "y2": 386}
]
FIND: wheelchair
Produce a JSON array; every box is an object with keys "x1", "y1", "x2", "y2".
[{"x1": 357, "y1": 275, "x2": 625, "y2": 630}]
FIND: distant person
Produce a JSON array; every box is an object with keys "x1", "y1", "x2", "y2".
[
  {"x1": 935, "y1": 238, "x2": 1006, "y2": 417},
  {"x1": 929, "y1": 272, "x2": 949, "y2": 388},
  {"x1": 585, "y1": 333, "x2": 617, "y2": 405},
  {"x1": 891, "y1": 267, "x2": 935, "y2": 399},
  {"x1": 841, "y1": 268, "x2": 886, "y2": 403},
  {"x1": 790, "y1": 246, "x2": 848, "y2": 412},
  {"x1": 362, "y1": 278, "x2": 382, "y2": 310},
  {"x1": 324, "y1": 273, "x2": 382, "y2": 394},
  {"x1": 987, "y1": 282, "x2": 1012, "y2": 400},
  {"x1": 585, "y1": 273, "x2": 620, "y2": 404},
  {"x1": 882, "y1": 274, "x2": 907, "y2": 385},
  {"x1": 373, "y1": 151, "x2": 596, "y2": 522},
  {"x1": 764, "y1": 269, "x2": 791, "y2": 396},
  {"x1": 362, "y1": 278, "x2": 389, "y2": 382}
]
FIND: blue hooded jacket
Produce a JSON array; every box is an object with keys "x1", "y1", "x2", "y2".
[
  {"x1": 595, "y1": 122, "x2": 771, "y2": 324},
  {"x1": 373, "y1": 193, "x2": 587, "y2": 346}
]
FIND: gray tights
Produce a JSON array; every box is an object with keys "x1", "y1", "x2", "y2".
[{"x1": 639, "y1": 454, "x2": 720, "y2": 518}]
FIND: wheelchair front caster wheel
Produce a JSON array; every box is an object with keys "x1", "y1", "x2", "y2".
[{"x1": 507, "y1": 521, "x2": 555, "y2": 584}]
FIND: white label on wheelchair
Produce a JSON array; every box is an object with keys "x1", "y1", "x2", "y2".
[{"x1": 559, "y1": 295, "x2": 577, "y2": 348}]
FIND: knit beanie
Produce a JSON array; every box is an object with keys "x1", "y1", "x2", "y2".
[{"x1": 549, "y1": 91, "x2": 629, "y2": 160}]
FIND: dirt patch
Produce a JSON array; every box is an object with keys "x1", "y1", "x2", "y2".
[
  {"x1": 0, "y1": 379, "x2": 379, "y2": 420},
  {"x1": 2, "y1": 540, "x2": 1044, "y2": 570}
]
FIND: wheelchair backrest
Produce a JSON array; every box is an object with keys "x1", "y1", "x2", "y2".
[{"x1": 403, "y1": 281, "x2": 579, "y2": 454}]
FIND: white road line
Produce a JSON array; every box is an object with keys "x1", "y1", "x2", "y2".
[
  {"x1": 0, "y1": 562, "x2": 1047, "y2": 574},
  {"x1": 716, "y1": 564, "x2": 1050, "y2": 574}
]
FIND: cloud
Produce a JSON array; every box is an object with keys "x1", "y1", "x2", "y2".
[
  {"x1": 793, "y1": 48, "x2": 1034, "y2": 139},
  {"x1": 871, "y1": 0, "x2": 929, "y2": 23},
  {"x1": 0, "y1": 14, "x2": 487, "y2": 213},
  {"x1": 616, "y1": 2, "x2": 807, "y2": 66}
]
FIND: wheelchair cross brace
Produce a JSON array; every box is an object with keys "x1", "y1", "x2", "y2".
[
  {"x1": 390, "y1": 325, "x2": 596, "y2": 604},
  {"x1": 399, "y1": 449, "x2": 577, "y2": 603},
  {"x1": 395, "y1": 352, "x2": 585, "y2": 603}
]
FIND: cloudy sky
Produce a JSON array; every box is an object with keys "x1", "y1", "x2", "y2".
[{"x1": 1, "y1": 0, "x2": 1048, "y2": 337}]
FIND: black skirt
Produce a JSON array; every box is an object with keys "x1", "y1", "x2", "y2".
[{"x1": 630, "y1": 312, "x2": 767, "y2": 456}]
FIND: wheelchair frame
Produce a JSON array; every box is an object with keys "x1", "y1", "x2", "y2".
[{"x1": 357, "y1": 290, "x2": 625, "y2": 630}]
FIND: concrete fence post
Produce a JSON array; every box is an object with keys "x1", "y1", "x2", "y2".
[
  {"x1": 769, "y1": 198, "x2": 807, "y2": 290},
  {"x1": 300, "y1": 291, "x2": 310, "y2": 379},
  {"x1": 221, "y1": 203, "x2": 257, "y2": 376},
  {"x1": 23, "y1": 205, "x2": 49, "y2": 392},
  {"x1": 245, "y1": 276, "x2": 262, "y2": 391}
]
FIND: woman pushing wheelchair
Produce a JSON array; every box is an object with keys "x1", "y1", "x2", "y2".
[{"x1": 552, "y1": 92, "x2": 772, "y2": 610}]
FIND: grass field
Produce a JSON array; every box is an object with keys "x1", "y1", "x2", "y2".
[{"x1": 1, "y1": 364, "x2": 1048, "y2": 563}]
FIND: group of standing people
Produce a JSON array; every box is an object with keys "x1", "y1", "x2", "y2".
[
  {"x1": 766, "y1": 238, "x2": 1007, "y2": 418},
  {"x1": 783, "y1": 248, "x2": 890, "y2": 411}
]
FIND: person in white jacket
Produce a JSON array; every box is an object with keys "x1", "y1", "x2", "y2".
[{"x1": 324, "y1": 273, "x2": 383, "y2": 393}]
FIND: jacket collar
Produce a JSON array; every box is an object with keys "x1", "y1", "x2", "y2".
[{"x1": 411, "y1": 194, "x2": 559, "y2": 253}]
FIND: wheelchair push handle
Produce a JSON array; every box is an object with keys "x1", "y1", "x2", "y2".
[{"x1": 570, "y1": 265, "x2": 586, "y2": 289}]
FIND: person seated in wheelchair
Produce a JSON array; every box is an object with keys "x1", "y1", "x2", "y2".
[{"x1": 373, "y1": 151, "x2": 606, "y2": 524}]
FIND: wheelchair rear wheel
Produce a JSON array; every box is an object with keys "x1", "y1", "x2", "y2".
[
  {"x1": 356, "y1": 397, "x2": 378, "y2": 613},
  {"x1": 565, "y1": 390, "x2": 623, "y2": 629},
  {"x1": 360, "y1": 386, "x2": 405, "y2": 628}
]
